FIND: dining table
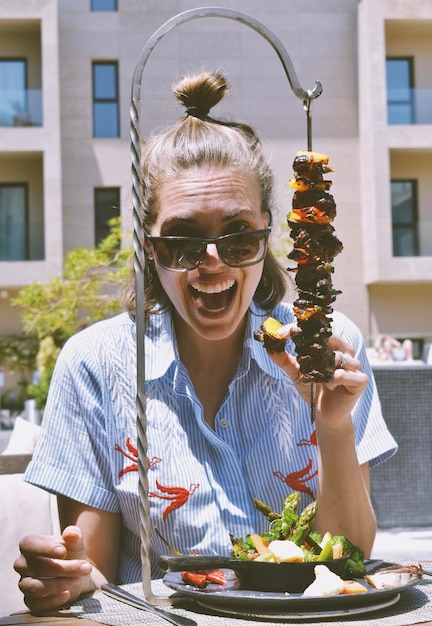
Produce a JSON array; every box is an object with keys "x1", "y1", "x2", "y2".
[{"x1": 2, "y1": 562, "x2": 432, "y2": 626}]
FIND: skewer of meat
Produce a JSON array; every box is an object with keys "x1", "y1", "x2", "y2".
[{"x1": 287, "y1": 151, "x2": 342, "y2": 385}]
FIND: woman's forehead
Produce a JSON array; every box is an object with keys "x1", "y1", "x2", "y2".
[{"x1": 156, "y1": 168, "x2": 261, "y2": 214}]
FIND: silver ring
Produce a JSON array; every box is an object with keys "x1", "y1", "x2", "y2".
[{"x1": 334, "y1": 350, "x2": 346, "y2": 369}]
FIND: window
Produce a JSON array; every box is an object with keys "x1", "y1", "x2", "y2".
[
  {"x1": 390, "y1": 180, "x2": 419, "y2": 256},
  {"x1": 386, "y1": 58, "x2": 414, "y2": 124},
  {"x1": 92, "y1": 62, "x2": 119, "y2": 137},
  {"x1": 91, "y1": 0, "x2": 117, "y2": 10},
  {"x1": 0, "y1": 183, "x2": 28, "y2": 260},
  {"x1": 0, "y1": 59, "x2": 28, "y2": 127},
  {"x1": 94, "y1": 187, "x2": 120, "y2": 245}
]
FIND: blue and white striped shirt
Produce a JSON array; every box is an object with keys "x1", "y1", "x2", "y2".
[{"x1": 25, "y1": 301, "x2": 397, "y2": 583}]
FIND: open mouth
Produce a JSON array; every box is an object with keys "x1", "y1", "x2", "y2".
[{"x1": 189, "y1": 279, "x2": 237, "y2": 313}]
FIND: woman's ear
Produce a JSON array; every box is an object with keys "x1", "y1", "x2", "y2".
[
  {"x1": 144, "y1": 237, "x2": 153, "y2": 259},
  {"x1": 263, "y1": 210, "x2": 272, "y2": 229}
]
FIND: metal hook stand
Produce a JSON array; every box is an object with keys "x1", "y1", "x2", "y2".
[{"x1": 130, "y1": 6, "x2": 322, "y2": 604}]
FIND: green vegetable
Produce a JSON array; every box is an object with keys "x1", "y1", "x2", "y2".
[
  {"x1": 231, "y1": 493, "x2": 365, "y2": 576},
  {"x1": 331, "y1": 535, "x2": 366, "y2": 577},
  {"x1": 317, "y1": 538, "x2": 333, "y2": 561},
  {"x1": 253, "y1": 498, "x2": 281, "y2": 521},
  {"x1": 290, "y1": 501, "x2": 317, "y2": 545}
]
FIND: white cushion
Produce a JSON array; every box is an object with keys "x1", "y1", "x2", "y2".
[{"x1": 0, "y1": 418, "x2": 60, "y2": 616}]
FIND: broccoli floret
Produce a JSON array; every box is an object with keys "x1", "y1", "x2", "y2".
[{"x1": 331, "y1": 535, "x2": 366, "y2": 578}]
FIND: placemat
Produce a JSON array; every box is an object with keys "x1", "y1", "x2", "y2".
[{"x1": 70, "y1": 566, "x2": 432, "y2": 626}]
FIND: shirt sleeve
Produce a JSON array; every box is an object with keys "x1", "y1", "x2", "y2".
[
  {"x1": 25, "y1": 331, "x2": 120, "y2": 512},
  {"x1": 332, "y1": 310, "x2": 398, "y2": 468}
]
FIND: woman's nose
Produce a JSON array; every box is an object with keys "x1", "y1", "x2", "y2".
[{"x1": 200, "y1": 243, "x2": 224, "y2": 267}]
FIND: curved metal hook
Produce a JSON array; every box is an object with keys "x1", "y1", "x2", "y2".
[
  {"x1": 131, "y1": 7, "x2": 323, "y2": 605},
  {"x1": 131, "y1": 7, "x2": 322, "y2": 106}
]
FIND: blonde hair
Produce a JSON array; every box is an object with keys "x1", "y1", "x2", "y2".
[{"x1": 124, "y1": 70, "x2": 286, "y2": 314}]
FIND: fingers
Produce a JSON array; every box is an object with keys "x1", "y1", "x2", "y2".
[
  {"x1": 14, "y1": 529, "x2": 92, "y2": 612},
  {"x1": 19, "y1": 576, "x2": 83, "y2": 614},
  {"x1": 16, "y1": 553, "x2": 91, "y2": 579},
  {"x1": 62, "y1": 526, "x2": 87, "y2": 560},
  {"x1": 16, "y1": 533, "x2": 68, "y2": 566},
  {"x1": 264, "y1": 325, "x2": 367, "y2": 412}
]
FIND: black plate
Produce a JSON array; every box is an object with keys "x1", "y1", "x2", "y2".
[
  {"x1": 162, "y1": 560, "x2": 420, "y2": 620},
  {"x1": 159, "y1": 553, "x2": 348, "y2": 593}
]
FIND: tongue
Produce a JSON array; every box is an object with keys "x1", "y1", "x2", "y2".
[{"x1": 197, "y1": 290, "x2": 230, "y2": 311}]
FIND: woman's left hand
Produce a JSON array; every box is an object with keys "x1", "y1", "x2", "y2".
[{"x1": 266, "y1": 324, "x2": 369, "y2": 424}]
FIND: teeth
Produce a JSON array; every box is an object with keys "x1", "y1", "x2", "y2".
[{"x1": 190, "y1": 279, "x2": 235, "y2": 294}]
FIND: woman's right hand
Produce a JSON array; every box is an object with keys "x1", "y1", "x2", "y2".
[{"x1": 14, "y1": 525, "x2": 94, "y2": 613}]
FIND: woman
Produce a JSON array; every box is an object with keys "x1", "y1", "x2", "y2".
[{"x1": 14, "y1": 70, "x2": 396, "y2": 613}]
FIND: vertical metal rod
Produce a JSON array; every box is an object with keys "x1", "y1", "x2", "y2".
[
  {"x1": 130, "y1": 7, "x2": 323, "y2": 603},
  {"x1": 303, "y1": 94, "x2": 318, "y2": 425}
]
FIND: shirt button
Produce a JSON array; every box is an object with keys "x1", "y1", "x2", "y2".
[{"x1": 219, "y1": 418, "x2": 229, "y2": 429}]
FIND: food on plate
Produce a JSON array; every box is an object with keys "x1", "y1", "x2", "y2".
[
  {"x1": 180, "y1": 568, "x2": 226, "y2": 588},
  {"x1": 303, "y1": 565, "x2": 368, "y2": 597},
  {"x1": 230, "y1": 491, "x2": 365, "y2": 578},
  {"x1": 264, "y1": 540, "x2": 304, "y2": 563},
  {"x1": 365, "y1": 563, "x2": 424, "y2": 589},
  {"x1": 303, "y1": 564, "x2": 346, "y2": 597},
  {"x1": 253, "y1": 316, "x2": 286, "y2": 352},
  {"x1": 287, "y1": 150, "x2": 343, "y2": 382},
  {"x1": 342, "y1": 579, "x2": 368, "y2": 594}
]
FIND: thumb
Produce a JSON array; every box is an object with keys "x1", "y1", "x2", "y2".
[{"x1": 62, "y1": 525, "x2": 87, "y2": 561}]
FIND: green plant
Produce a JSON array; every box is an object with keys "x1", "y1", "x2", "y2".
[{"x1": 11, "y1": 218, "x2": 131, "y2": 409}]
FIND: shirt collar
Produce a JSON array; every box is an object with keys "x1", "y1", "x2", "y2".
[{"x1": 144, "y1": 301, "x2": 284, "y2": 382}]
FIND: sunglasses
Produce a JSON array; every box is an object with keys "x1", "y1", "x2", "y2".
[{"x1": 145, "y1": 225, "x2": 271, "y2": 272}]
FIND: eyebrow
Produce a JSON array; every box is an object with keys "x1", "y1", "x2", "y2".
[{"x1": 161, "y1": 209, "x2": 257, "y2": 230}]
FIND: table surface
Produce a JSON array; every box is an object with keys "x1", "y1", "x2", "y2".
[
  {"x1": 2, "y1": 565, "x2": 432, "y2": 626},
  {"x1": 1, "y1": 609, "x2": 431, "y2": 626}
]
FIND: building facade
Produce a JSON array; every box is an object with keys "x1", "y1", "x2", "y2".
[{"x1": 0, "y1": 0, "x2": 431, "y2": 391}]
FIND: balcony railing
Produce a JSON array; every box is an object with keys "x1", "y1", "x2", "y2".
[
  {"x1": 388, "y1": 88, "x2": 432, "y2": 125},
  {"x1": 0, "y1": 89, "x2": 42, "y2": 127}
]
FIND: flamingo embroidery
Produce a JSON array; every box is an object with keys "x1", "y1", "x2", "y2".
[
  {"x1": 149, "y1": 480, "x2": 200, "y2": 521},
  {"x1": 297, "y1": 430, "x2": 317, "y2": 447},
  {"x1": 115, "y1": 437, "x2": 162, "y2": 478},
  {"x1": 273, "y1": 458, "x2": 317, "y2": 499}
]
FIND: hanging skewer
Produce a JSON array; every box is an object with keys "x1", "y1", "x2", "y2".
[{"x1": 130, "y1": 7, "x2": 322, "y2": 603}]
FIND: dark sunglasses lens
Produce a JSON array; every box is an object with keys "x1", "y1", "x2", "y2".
[
  {"x1": 219, "y1": 231, "x2": 267, "y2": 266},
  {"x1": 178, "y1": 242, "x2": 207, "y2": 269},
  {"x1": 153, "y1": 239, "x2": 205, "y2": 270}
]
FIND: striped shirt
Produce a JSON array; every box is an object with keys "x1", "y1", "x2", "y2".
[{"x1": 25, "y1": 301, "x2": 397, "y2": 583}]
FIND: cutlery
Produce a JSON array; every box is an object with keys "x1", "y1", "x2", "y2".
[{"x1": 101, "y1": 583, "x2": 197, "y2": 626}]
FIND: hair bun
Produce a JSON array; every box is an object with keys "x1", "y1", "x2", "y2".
[{"x1": 174, "y1": 70, "x2": 229, "y2": 118}]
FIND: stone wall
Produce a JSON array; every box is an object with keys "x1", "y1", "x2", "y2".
[{"x1": 371, "y1": 366, "x2": 432, "y2": 528}]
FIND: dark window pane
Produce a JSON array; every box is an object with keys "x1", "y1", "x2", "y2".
[
  {"x1": 93, "y1": 64, "x2": 117, "y2": 99},
  {"x1": 93, "y1": 103, "x2": 119, "y2": 137},
  {"x1": 391, "y1": 180, "x2": 418, "y2": 256},
  {"x1": 94, "y1": 187, "x2": 120, "y2": 245},
  {"x1": 386, "y1": 58, "x2": 413, "y2": 124},
  {"x1": 386, "y1": 59, "x2": 411, "y2": 98},
  {"x1": 0, "y1": 184, "x2": 28, "y2": 260},
  {"x1": 391, "y1": 181, "x2": 414, "y2": 222},
  {"x1": 91, "y1": 0, "x2": 117, "y2": 10},
  {"x1": 392, "y1": 227, "x2": 416, "y2": 257},
  {"x1": 92, "y1": 62, "x2": 119, "y2": 138},
  {"x1": 0, "y1": 59, "x2": 27, "y2": 127},
  {"x1": 388, "y1": 104, "x2": 412, "y2": 125}
]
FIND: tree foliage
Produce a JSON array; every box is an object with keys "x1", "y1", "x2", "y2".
[{"x1": 9, "y1": 218, "x2": 131, "y2": 409}]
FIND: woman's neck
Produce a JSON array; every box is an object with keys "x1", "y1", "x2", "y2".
[{"x1": 174, "y1": 314, "x2": 246, "y2": 427}]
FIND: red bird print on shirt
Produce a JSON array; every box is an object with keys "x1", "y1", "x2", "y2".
[
  {"x1": 149, "y1": 480, "x2": 200, "y2": 521},
  {"x1": 273, "y1": 458, "x2": 317, "y2": 499},
  {"x1": 115, "y1": 437, "x2": 161, "y2": 478}
]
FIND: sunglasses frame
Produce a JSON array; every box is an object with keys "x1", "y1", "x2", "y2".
[{"x1": 144, "y1": 226, "x2": 272, "y2": 272}]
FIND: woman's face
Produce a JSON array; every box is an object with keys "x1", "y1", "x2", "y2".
[{"x1": 148, "y1": 166, "x2": 269, "y2": 342}]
